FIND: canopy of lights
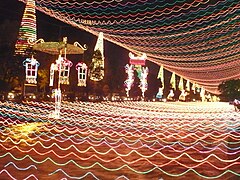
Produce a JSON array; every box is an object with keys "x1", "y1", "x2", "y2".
[{"x1": 18, "y1": 0, "x2": 240, "y2": 94}]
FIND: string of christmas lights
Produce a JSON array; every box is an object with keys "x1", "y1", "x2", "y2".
[
  {"x1": 15, "y1": 0, "x2": 37, "y2": 56},
  {"x1": 0, "y1": 100, "x2": 239, "y2": 179},
  {"x1": 17, "y1": 0, "x2": 240, "y2": 93}
]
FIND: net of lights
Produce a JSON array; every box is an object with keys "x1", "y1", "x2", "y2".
[
  {"x1": 0, "y1": 100, "x2": 239, "y2": 179},
  {"x1": 17, "y1": 0, "x2": 240, "y2": 94}
]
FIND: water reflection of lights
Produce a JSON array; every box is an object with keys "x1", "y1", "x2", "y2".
[
  {"x1": 3, "y1": 122, "x2": 46, "y2": 142},
  {"x1": 0, "y1": 101, "x2": 239, "y2": 179}
]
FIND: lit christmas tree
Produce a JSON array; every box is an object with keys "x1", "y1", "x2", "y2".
[
  {"x1": 89, "y1": 32, "x2": 104, "y2": 81},
  {"x1": 15, "y1": 0, "x2": 37, "y2": 56}
]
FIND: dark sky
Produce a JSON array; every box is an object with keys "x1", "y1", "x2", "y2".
[{"x1": 0, "y1": 0, "x2": 162, "y2": 97}]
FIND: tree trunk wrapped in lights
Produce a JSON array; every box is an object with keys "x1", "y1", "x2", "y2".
[
  {"x1": 124, "y1": 64, "x2": 134, "y2": 97},
  {"x1": 126, "y1": 52, "x2": 148, "y2": 98},
  {"x1": 139, "y1": 67, "x2": 149, "y2": 98}
]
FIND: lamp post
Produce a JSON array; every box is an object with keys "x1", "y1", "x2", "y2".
[{"x1": 29, "y1": 37, "x2": 87, "y2": 119}]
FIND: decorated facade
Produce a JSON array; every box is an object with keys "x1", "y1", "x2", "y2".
[
  {"x1": 76, "y1": 62, "x2": 88, "y2": 87},
  {"x1": 23, "y1": 56, "x2": 40, "y2": 84}
]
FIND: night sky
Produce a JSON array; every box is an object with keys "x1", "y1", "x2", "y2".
[{"x1": 0, "y1": 0, "x2": 163, "y2": 97}]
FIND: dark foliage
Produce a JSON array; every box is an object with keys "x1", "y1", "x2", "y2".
[{"x1": 218, "y1": 79, "x2": 240, "y2": 101}]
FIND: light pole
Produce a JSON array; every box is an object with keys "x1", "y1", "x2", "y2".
[{"x1": 28, "y1": 37, "x2": 87, "y2": 119}]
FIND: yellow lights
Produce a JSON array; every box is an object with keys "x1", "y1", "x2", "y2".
[
  {"x1": 15, "y1": 0, "x2": 37, "y2": 56},
  {"x1": 4, "y1": 122, "x2": 46, "y2": 142},
  {"x1": 7, "y1": 93, "x2": 15, "y2": 100}
]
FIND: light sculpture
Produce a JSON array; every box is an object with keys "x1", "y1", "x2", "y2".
[
  {"x1": 129, "y1": 52, "x2": 146, "y2": 66},
  {"x1": 186, "y1": 80, "x2": 190, "y2": 92},
  {"x1": 17, "y1": 0, "x2": 240, "y2": 94},
  {"x1": 29, "y1": 37, "x2": 86, "y2": 119},
  {"x1": 139, "y1": 67, "x2": 149, "y2": 98},
  {"x1": 76, "y1": 62, "x2": 88, "y2": 87},
  {"x1": 157, "y1": 65, "x2": 164, "y2": 89},
  {"x1": 23, "y1": 56, "x2": 40, "y2": 84},
  {"x1": 15, "y1": 0, "x2": 37, "y2": 56},
  {"x1": 200, "y1": 87, "x2": 206, "y2": 102},
  {"x1": 89, "y1": 32, "x2": 104, "y2": 81},
  {"x1": 178, "y1": 76, "x2": 184, "y2": 91},
  {"x1": 170, "y1": 72, "x2": 176, "y2": 90},
  {"x1": 59, "y1": 58, "x2": 73, "y2": 85},
  {"x1": 124, "y1": 64, "x2": 134, "y2": 97},
  {"x1": 125, "y1": 52, "x2": 148, "y2": 98}
]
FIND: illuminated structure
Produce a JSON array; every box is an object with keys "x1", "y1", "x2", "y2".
[
  {"x1": 125, "y1": 52, "x2": 148, "y2": 98},
  {"x1": 139, "y1": 67, "x2": 149, "y2": 97},
  {"x1": 170, "y1": 72, "x2": 176, "y2": 90},
  {"x1": 17, "y1": 0, "x2": 240, "y2": 94},
  {"x1": 186, "y1": 80, "x2": 190, "y2": 92},
  {"x1": 15, "y1": 0, "x2": 37, "y2": 56},
  {"x1": 129, "y1": 52, "x2": 146, "y2": 66},
  {"x1": 124, "y1": 64, "x2": 134, "y2": 97},
  {"x1": 50, "y1": 55, "x2": 73, "y2": 86},
  {"x1": 29, "y1": 37, "x2": 86, "y2": 119},
  {"x1": 200, "y1": 87, "x2": 206, "y2": 102},
  {"x1": 23, "y1": 56, "x2": 40, "y2": 84},
  {"x1": 60, "y1": 59, "x2": 73, "y2": 85},
  {"x1": 157, "y1": 65, "x2": 164, "y2": 89},
  {"x1": 76, "y1": 62, "x2": 88, "y2": 87},
  {"x1": 89, "y1": 32, "x2": 104, "y2": 81}
]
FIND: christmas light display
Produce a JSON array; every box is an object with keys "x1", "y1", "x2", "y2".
[
  {"x1": 15, "y1": 0, "x2": 37, "y2": 56},
  {"x1": 125, "y1": 52, "x2": 148, "y2": 98},
  {"x1": 0, "y1": 100, "x2": 239, "y2": 179},
  {"x1": 124, "y1": 64, "x2": 134, "y2": 97},
  {"x1": 186, "y1": 79, "x2": 190, "y2": 92},
  {"x1": 129, "y1": 52, "x2": 146, "y2": 66},
  {"x1": 76, "y1": 62, "x2": 88, "y2": 87},
  {"x1": 192, "y1": 82, "x2": 196, "y2": 93},
  {"x1": 23, "y1": 56, "x2": 40, "y2": 84},
  {"x1": 200, "y1": 87, "x2": 206, "y2": 102},
  {"x1": 139, "y1": 67, "x2": 149, "y2": 98},
  {"x1": 157, "y1": 65, "x2": 164, "y2": 89},
  {"x1": 28, "y1": 36, "x2": 86, "y2": 119},
  {"x1": 167, "y1": 89, "x2": 174, "y2": 100},
  {"x1": 50, "y1": 55, "x2": 69, "y2": 86},
  {"x1": 179, "y1": 89, "x2": 188, "y2": 101},
  {"x1": 170, "y1": 72, "x2": 176, "y2": 90},
  {"x1": 17, "y1": 0, "x2": 240, "y2": 94},
  {"x1": 89, "y1": 32, "x2": 104, "y2": 81},
  {"x1": 59, "y1": 58, "x2": 73, "y2": 85},
  {"x1": 178, "y1": 76, "x2": 184, "y2": 91},
  {"x1": 49, "y1": 56, "x2": 73, "y2": 119}
]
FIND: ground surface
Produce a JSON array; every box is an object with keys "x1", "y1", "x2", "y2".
[{"x1": 0, "y1": 101, "x2": 239, "y2": 180}]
